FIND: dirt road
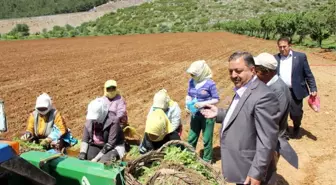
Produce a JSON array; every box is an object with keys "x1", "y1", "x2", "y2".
[{"x1": 0, "y1": 32, "x2": 335, "y2": 184}]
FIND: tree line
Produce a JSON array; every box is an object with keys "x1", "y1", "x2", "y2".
[{"x1": 213, "y1": 1, "x2": 335, "y2": 47}]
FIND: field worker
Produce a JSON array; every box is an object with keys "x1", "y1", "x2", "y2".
[
  {"x1": 254, "y1": 52, "x2": 298, "y2": 169},
  {"x1": 186, "y1": 60, "x2": 219, "y2": 163},
  {"x1": 147, "y1": 89, "x2": 182, "y2": 134},
  {"x1": 20, "y1": 93, "x2": 69, "y2": 149},
  {"x1": 139, "y1": 108, "x2": 180, "y2": 154},
  {"x1": 102, "y1": 80, "x2": 128, "y2": 129},
  {"x1": 79, "y1": 98, "x2": 125, "y2": 162}
]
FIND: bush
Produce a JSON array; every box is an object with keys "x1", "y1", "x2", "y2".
[
  {"x1": 49, "y1": 26, "x2": 68, "y2": 38},
  {"x1": 198, "y1": 17, "x2": 210, "y2": 25},
  {"x1": 69, "y1": 29, "x2": 79, "y2": 37},
  {"x1": 4, "y1": 35, "x2": 16, "y2": 40},
  {"x1": 65, "y1": 24, "x2": 75, "y2": 31},
  {"x1": 8, "y1": 24, "x2": 30, "y2": 37},
  {"x1": 158, "y1": 24, "x2": 170, "y2": 33},
  {"x1": 41, "y1": 28, "x2": 50, "y2": 38}
]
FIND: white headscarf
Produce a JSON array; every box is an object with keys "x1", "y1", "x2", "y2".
[
  {"x1": 35, "y1": 93, "x2": 53, "y2": 115},
  {"x1": 152, "y1": 89, "x2": 170, "y2": 110},
  {"x1": 186, "y1": 60, "x2": 212, "y2": 83}
]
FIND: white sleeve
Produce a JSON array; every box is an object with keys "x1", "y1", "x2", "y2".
[
  {"x1": 197, "y1": 98, "x2": 219, "y2": 108},
  {"x1": 147, "y1": 106, "x2": 154, "y2": 119},
  {"x1": 185, "y1": 95, "x2": 192, "y2": 108},
  {"x1": 201, "y1": 98, "x2": 219, "y2": 105},
  {"x1": 169, "y1": 103, "x2": 181, "y2": 131}
]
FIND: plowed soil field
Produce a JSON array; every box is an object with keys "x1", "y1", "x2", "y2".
[{"x1": 0, "y1": 32, "x2": 335, "y2": 185}]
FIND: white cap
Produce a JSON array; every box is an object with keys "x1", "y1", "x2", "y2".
[
  {"x1": 35, "y1": 93, "x2": 53, "y2": 115},
  {"x1": 86, "y1": 98, "x2": 108, "y2": 123},
  {"x1": 35, "y1": 93, "x2": 52, "y2": 109},
  {"x1": 254, "y1": 53, "x2": 278, "y2": 70}
]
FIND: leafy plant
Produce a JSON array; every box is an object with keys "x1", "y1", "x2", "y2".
[
  {"x1": 8, "y1": 24, "x2": 30, "y2": 38},
  {"x1": 128, "y1": 145, "x2": 219, "y2": 184},
  {"x1": 13, "y1": 137, "x2": 45, "y2": 152}
]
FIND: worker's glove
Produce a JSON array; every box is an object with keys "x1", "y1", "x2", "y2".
[
  {"x1": 20, "y1": 132, "x2": 32, "y2": 141},
  {"x1": 91, "y1": 157, "x2": 99, "y2": 162},
  {"x1": 78, "y1": 152, "x2": 87, "y2": 160},
  {"x1": 40, "y1": 138, "x2": 52, "y2": 149},
  {"x1": 139, "y1": 137, "x2": 153, "y2": 154},
  {"x1": 91, "y1": 152, "x2": 104, "y2": 162},
  {"x1": 101, "y1": 143, "x2": 113, "y2": 154},
  {"x1": 80, "y1": 142, "x2": 89, "y2": 154},
  {"x1": 110, "y1": 149, "x2": 120, "y2": 161},
  {"x1": 139, "y1": 145, "x2": 148, "y2": 154}
]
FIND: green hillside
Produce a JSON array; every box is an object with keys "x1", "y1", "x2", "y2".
[
  {"x1": 1, "y1": 0, "x2": 335, "y2": 48},
  {"x1": 0, "y1": 0, "x2": 109, "y2": 19}
]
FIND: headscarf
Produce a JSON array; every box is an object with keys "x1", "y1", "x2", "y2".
[
  {"x1": 152, "y1": 89, "x2": 170, "y2": 110},
  {"x1": 35, "y1": 93, "x2": 53, "y2": 115},
  {"x1": 86, "y1": 98, "x2": 109, "y2": 124},
  {"x1": 104, "y1": 80, "x2": 120, "y2": 99},
  {"x1": 186, "y1": 60, "x2": 212, "y2": 83},
  {"x1": 145, "y1": 109, "x2": 173, "y2": 142}
]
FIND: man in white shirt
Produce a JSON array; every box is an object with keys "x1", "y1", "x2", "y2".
[
  {"x1": 202, "y1": 51, "x2": 280, "y2": 185},
  {"x1": 275, "y1": 37, "x2": 318, "y2": 138}
]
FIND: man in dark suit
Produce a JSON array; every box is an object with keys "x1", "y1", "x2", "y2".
[
  {"x1": 202, "y1": 52, "x2": 281, "y2": 185},
  {"x1": 254, "y1": 52, "x2": 298, "y2": 169},
  {"x1": 275, "y1": 37, "x2": 318, "y2": 138}
]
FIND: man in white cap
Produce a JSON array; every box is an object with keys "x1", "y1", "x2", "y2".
[
  {"x1": 254, "y1": 52, "x2": 298, "y2": 169},
  {"x1": 20, "y1": 93, "x2": 68, "y2": 149}
]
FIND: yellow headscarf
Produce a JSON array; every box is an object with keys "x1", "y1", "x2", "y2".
[
  {"x1": 145, "y1": 109, "x2": 173, "y2": 142},
  {"x1": 104, "y1": 80, "x2": 120, "y2": 99},
  {"x1": 186, "y1": 60, "x2": 212, "y2": 83}
]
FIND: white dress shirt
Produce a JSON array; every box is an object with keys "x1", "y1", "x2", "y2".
[
  {"x1": 279, "y1": 50, "x2": 293, "y2": 87},
  {"x1": 221, "y1": 76, "x2": 257, "y2": 134},
  {"x1": 267, "y1": 75, "x2": 279, "y2": 86}
]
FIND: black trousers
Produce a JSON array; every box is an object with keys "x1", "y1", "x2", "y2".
[
  {"x1": 139, "y1": 131, "x2": 181, "y2": 154},
  {"x1": 289, "y1": 89, "x2": 303, "y2": 129},
  {"x1": 86, "y1": 144, "x2": 119, "y2": 162}
]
